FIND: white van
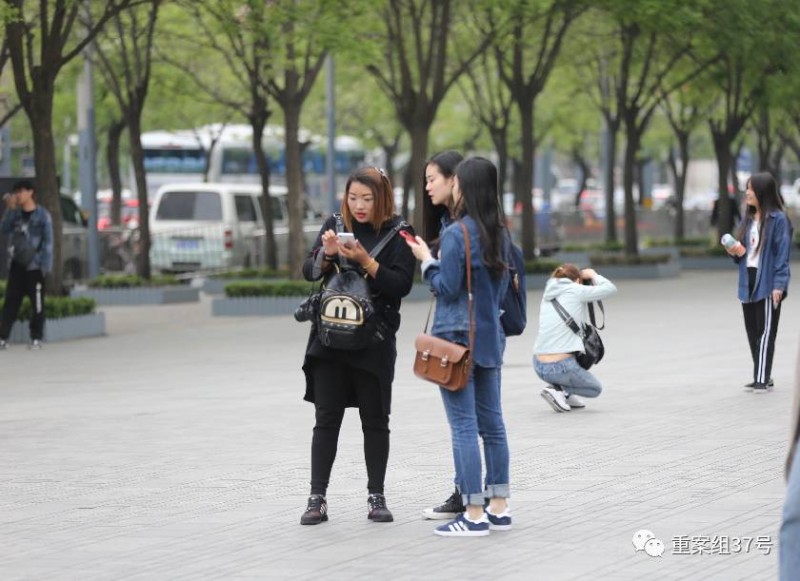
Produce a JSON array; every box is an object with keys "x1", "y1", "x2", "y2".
[{"x1": 149, "y1": 183, "x2": 322, "y2": 273}]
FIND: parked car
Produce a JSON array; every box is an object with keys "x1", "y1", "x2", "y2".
[{"x1": 148, "y1": 182, "x2": 323, "y2": 273}]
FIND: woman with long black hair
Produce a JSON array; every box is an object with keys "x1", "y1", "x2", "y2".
[
  {"x1": 723, "y1": 172, "x2": 792, "y2": 392},
  {"x1": 406, "y1": 157, "x2": 512, "y2": 537}
]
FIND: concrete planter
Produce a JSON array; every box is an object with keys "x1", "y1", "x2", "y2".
[
  {"x1": 642, "y1": 246, "x2": 680, "y2": 261},
  {"x1": 589, "y1": 259, "x2": 681, "y2": 279},
  {"x1": 406, "y1": 283, "x2": 434, "y2": 302},
  {"x1": 212, "y1": 296, "x2": 303, "y2": 317},
  {"x1": 8, "y1": 312, "x2": 106, "y2": 344},
  {"x1": 554, "y1": 251, "x2": 590, "y2": 265},
  {"x1": 524, "y1": 273, "x2": 550, "y2": 290},
  {"x1": 72, "y1": 286, "x2": 200, "y2": 305},
  {"x1": 201, "y1": 278, "x2": 279, "y2": 295},
  {"x1": 680, "y1": 256, "x2": 735, "y2": 270}
]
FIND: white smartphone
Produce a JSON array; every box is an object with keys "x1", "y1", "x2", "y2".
[{"x1": 337, "y1": 232, "x2": 356, "y2": 245}]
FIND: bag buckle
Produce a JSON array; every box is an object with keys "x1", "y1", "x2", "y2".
[
  {"x1": 439, "y1": 355, "x2": 449, "y2": 367},
  {"x1": 421, "y1": 349, "x2": 431, "y2": 361}
]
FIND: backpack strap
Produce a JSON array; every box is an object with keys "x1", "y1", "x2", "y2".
[{"x1": 368, "y1": 220, "x2": 408, "y2": 259}]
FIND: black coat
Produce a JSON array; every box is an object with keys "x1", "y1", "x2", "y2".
[{"x1": 301, "y1": 215, "x2": 416, "y2": 414}]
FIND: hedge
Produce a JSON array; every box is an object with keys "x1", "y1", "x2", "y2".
[
  {"x1": 0, "y1": 296, "x2": 96, "y2": 321},
  {"x1": 679, "y1": 246, "x2": 729, "y2": 258},
  {"x1": 524, "y1": 259, "x2": 561, "y2": 274},
  {"x1": 211, "y1": 267, "x2": 290, "y2": 279},
  {"x1": 224, "y1": 280, "x2": 315, "y2": 298},
  {"x1": 88, "y1": 274, "x2": 179, "y2": 288},
  {"x1": 588, "y1": 252, "x2": 672, "y2": 266}
]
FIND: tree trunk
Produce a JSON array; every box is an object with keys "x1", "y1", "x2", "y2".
[
  {"x1": 29, "y1": 92, "x2": 63, "y2": 294},
  {"x1": 285, "y1": 102, "x2": 306, "y2": 278},
  {"x1": 712, "y1": 130, "x2": 734, "y2": 241},
  {"x1": 250, "y1": 110, "x2": 277, "y2": 269},
  {"x1": 408, "y1": 123, "x2": 430, "y2": 233},
  {"x1": 669, "y1": 135, "x2": 690, "y2": 240},
  {"x1": 491, "y1": 129, "x2": 509, "y2": 197},
  {"x1": 602, "y1": 122, "x2": 618, "y2": 243},
  {"x1": 517, "y1": 100, "x2": 536, "y2": 260},
  {"x1": 106, "y1": 118, "x2": 126, "y2": 227},
  {"x1": 127, "y1": 111, "x2": 151, "y2": 279},
  {"x1": 622, "y1": 119, "x2": 639, "y2": 256}
]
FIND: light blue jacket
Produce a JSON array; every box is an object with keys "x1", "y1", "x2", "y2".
[
  {"x1": 533, "y1": 274, "x2": 617, "y2": 355},
  {"x1": 733, "y1": 210, "x2": 792, "y2": 303},
  {"x1": 421, "y1": 216, "x2": 510, "y2": 368},
  {"x1": 1, "y1": 205, "x2": 54, "y2": 273}
]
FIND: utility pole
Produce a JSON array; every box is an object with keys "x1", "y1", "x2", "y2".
[
  {"x1": 77, "y1": 44, "x2": 100, "y2": 278},
  {"x1": 325, "y1": 55, "x2": 337, "y2": 214}
]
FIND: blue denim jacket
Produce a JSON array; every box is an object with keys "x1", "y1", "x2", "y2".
[
  {"x1": 1, "y1": 205, "x2": 54, "y2": 273},
  {"x1": 421, "y1": 216, "x2": 510, "y2": 368},
  {"x1": 734, "y1": 210, "x2": 792, "y2": 302}
]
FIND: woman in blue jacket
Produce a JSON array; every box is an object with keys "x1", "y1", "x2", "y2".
[
  {"x1": 406, "y1": 157, "x2": 511, "y2": 537},
  {"x1": 723, "y1": 172, "x2": 792, "y2": 392}
]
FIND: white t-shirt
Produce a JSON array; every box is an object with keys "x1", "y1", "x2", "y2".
[{"x1": 747, "y1": 219, "x2": 760, "y2": 268}]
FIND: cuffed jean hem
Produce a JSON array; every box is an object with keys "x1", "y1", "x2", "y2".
[
  {"x1": 484, "y1": 483, "x2": 510, "y2": 499},
  {"x1": 464, "y1": 492, "x2": 486, "y2": 506}
]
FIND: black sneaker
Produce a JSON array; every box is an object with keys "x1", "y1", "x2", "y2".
[
  {"x1": 367, "y1": 493, "x2": 394, "y2": 522},
  {"x1": 751, "y1": 382, "x2": 772, "y2": 394},
  {"x1": 300, "y1": 494, "x2": 328, "y2": 525},
  {"x1": 744, "y1": 378, "x2": 774, "y2": 391},
  {"x1": 422, "y1": 488, "x2": 465, "y2": 520}
]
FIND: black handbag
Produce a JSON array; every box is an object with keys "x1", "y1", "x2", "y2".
[{"x1": 550, "y1": 297, "x2": 605, "y2": 370}]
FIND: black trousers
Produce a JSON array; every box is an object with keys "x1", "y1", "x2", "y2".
[
  {"x1": 742, "y1": 267, "x2": 782, "y2": 384},
  {"x1": 0, "y1": 262, "x2": 45, "y2": 341},
  {"x1": 309, "y1": 358, "x2": 390, "y2": 496}
]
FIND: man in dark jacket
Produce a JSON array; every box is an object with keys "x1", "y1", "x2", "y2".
[{"x1": 0, "y1": 179, "x2": 53, "y2": 349}]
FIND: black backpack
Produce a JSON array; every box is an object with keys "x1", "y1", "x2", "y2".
[{"x1": 315, "y1": 220, "x2": 407, "y2": 350}]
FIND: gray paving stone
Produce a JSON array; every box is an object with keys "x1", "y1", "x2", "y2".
[{"x1": 0, "y1": 270, "x2": 795, "y2": 580}]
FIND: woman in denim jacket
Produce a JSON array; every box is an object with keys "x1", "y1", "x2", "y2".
[
  {"x1": 407, "y1": 157, "x2": 512, "y2": 537},
  {"x1": 723, "y1": 172, "x2": 792, "y2": 392}
]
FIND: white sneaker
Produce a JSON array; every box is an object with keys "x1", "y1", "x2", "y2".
[
  {"x1": 540, "y1": 386, "x2": 571, "y2": 412},
  {"x1": 0, "y1": 339, "x2": 7, "y2": 350},
  {"x1": 565, "y1": 394, "x2": 586, "y2": 408},
  {"x1": 29, "y1": 340, "x2": 42, "y2": 350}
]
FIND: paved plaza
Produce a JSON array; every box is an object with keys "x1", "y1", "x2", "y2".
[{"x1": 1, "y1": 269, "x2": 797, "y2": 580}]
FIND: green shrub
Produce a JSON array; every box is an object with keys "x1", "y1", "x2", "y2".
[
  {"x1": 88, "y1": 274, "x2": 179, "y2": 288},
  {"x1": 0, "y1": 280, "x2": 5, "y2": 297},
  {"x1": 643, "y1": 236, "x2": 709, "y2": 248},
  {"x1": 524, "y1": 259, "x2": 561, "y2": 274},
  {"x1": 224, "y1": 280, "x2": 315, "y2": 298},
  {"x1": 679, "y1": 246, "x2": 729, "y2": 258},
  {"x1": 0, "y1": 296, "x2": 96, "y2": 321},
  {"x1": 561, "y1": 240, "x2": 624, "y2": 252},
  {"x1": 589, "y1": 252, "x2": 672, "y2": 266},
  {"x1": 211, "y1": 267, "x2": 290, "y2": 279}
]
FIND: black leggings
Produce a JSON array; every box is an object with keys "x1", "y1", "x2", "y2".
[
  {"x1": 742, "y1": 267, "x2": 782, "y2": 384},
  {"x1": 309, "y1": 358, "x2": 390, "y2": 496}
]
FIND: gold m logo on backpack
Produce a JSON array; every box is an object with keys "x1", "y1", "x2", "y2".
[{"x1": 320, "y1": 296, "x2": 365, "y2": 325}]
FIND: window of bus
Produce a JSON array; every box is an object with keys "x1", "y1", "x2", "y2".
[{"x1": 144, "y1": 148, "x2": 206, "y2": 173}]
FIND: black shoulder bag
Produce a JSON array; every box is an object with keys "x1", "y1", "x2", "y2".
[{"x1": 550, "y1": 296, "x2": 605, "y2": 370}]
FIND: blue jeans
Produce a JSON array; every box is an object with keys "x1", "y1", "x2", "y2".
[
  {"x1": 533, "y1": 355, "x2": 602, "y2": 398},
  {"x1": 440, "y1": 365, "x2": 510, "y2": 506},
  {"x1": 780, "y1": 442, "x2": 800, "y2": 580}
]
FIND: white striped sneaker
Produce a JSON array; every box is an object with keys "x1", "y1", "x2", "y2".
[
  {"x1": 565, "y1": 394, "x2": 586, "y2": 408},
  {"x1": 541, "y1": 386, "x2": 571, "y2": 412},
  {"x1": 434, "y1": 513, "x2": 490, "y2": 537}
]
